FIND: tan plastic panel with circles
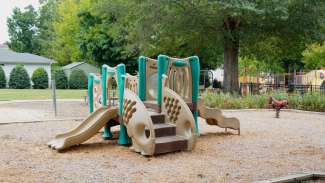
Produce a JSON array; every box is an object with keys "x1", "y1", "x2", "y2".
[
  {"x1": 161, "y1": 75, "x2": 196, "y2": 150},
  {"x1": 123, "y1": 89, "x2": 156, "y2": 155}
]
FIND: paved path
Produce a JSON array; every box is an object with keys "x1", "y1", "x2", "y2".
[{"x1": 0, "y1": 100, "x2": 88, "y2": 124}]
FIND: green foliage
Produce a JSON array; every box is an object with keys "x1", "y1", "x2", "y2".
[
  {"x1": 49, "y1": 0, "x2": 83, "y2": 65},
  {"x1": 6, "y1": 0, "x2": 325, "y2": 91},
  {"x1": 288, "y1": 93, "x2": 325, "y2": 112},
  {"x1": 78, "y1": 9, "x2": 138, "y2": 72},
  {"x1": 113, "y1": 0, "x2": 325, "y2": 92},
  {"x1": 54, "y1": 69, "x2": 68, "y2": 89},
  {"x1": 203, "y1": 91, "x2": 325, "y2": 112},
  {"x1": 32, "y1": 68, "x2": 49, "y2": 89},
  {"x1": 38, "y1": 0, "x2": 59, "y2": 58},
  {"x1": 9, "y1": 65, "x2": 31, "y2": 89},
  {"x1": 0, "y1": 66, "x2": 6, "y2": 88},
  {"x1": 302, "y1": 41, "x2": 325, "y2": 70},
  {"x1": 69, "y1": 69, "x2": 87, "y2": 89},
  {"x1": 203, "y1": 92, "x2": 268, "y2": 109},
  {"x1": 7, "y1": 5, "x2": 40, "y2": 54}
]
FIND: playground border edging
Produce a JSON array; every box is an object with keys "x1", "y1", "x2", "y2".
[
  {"x1": 222, "y1": 108, "x2": 325, "y2": 115},
  {"x1": 0, "y1": 117, "x2": 84, "y2": 125}
]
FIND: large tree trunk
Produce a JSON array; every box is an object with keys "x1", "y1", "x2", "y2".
[{"x1": 223, "y1": 18, "x2": 240, "y2": 94}]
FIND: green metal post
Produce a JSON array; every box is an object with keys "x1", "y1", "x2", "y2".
[
  {"x1": 189, "y1": 56, "x2": 200, "y2": 136},
  {"x1": 116, "y1": 64, "x2": 130, "y2": 145},
  {"x1": 138, "y1": 56, "x2": 146, "y2": 101},
  {"x1": 87, "y1": 74, "x2": 94, "y2": 113},
  {"x1": 101, "y1": 65, "x2": 113, "y2": 139},
  {"x1": 102, "y1": 65, "x2": 108, "y2": 107},
  {"x1": 157, "y1": 55, "x2": 169, "y2": 106}
]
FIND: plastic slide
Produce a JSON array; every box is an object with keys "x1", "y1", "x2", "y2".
[
  {"x1": 198, "y1": 99, "x2": 240, "y2": 135},
  {"x1": 47, "y1": 107, "x2": 119, "y2": 150}
]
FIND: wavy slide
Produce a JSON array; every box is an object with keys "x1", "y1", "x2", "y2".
[
  {"x1": 47, "y1": 107, "x2": 119, "y2": 151},
  {"x1": 198, "y1": 99, "x2": 240, "y2": 135}
]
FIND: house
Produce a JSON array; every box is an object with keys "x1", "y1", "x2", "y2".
[
  {"x1": 0, "y1": 44, "x2": 55, "y2": 87},
  {"x1": 62, "y1": 62, "x2": 99, "y2": 78}
]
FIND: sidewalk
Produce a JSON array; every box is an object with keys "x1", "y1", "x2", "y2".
[{"x1": 0, "y1": 100, "x2": 88, "y2": 124}]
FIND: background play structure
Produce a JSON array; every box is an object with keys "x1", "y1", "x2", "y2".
[{"x1": 48, "y1": 55, "x2": 240, "y2": 155}]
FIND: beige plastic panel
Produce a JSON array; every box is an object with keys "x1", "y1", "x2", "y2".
[
  {"x1": 123, "y1": 89, "x2": 156, "y2": 155},
  {"x1": 125, "y1": 74, "x2": 138, "y2": 95},
  {"x1": 198, "y1": 99, "x2": 240, "y2": 135},
  {"x1": 145, "y1": 58, "x2": 158, "y2": 101},
  {"x1": 106, "y1": 76, "x2": 119, "y2": 107},
  {"x1": 162, "y1": 76, "x2": 196, "y2": 150},
  {"x1": 166, "y1": 57, "x2": 192, "y2": 102},
  {"x1": 93, "y1": 74, "x2": 103, "y2": 110}
]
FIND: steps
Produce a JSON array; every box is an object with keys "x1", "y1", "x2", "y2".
[{"x1": 146, "y1": 108, "x2": 188, "y2": 154}]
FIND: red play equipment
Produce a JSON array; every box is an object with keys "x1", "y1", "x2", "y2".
[{"x1": 268, "y1": 97, "x2": 288, "y2": 118}]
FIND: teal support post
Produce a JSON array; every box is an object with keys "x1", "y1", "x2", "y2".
[
  {"x1": 157, "y1": 55, "x2": 169, "y2": 106},
  {"x1": 101, "y1": 65, "x2": 108, "y2": 107},
  {"x1": 189, "y1": 56, "x2": 200, "y2": 136},
  {"x1": 87, "y1": 74, "x2": 94, "y2": 113},
  {"x1": 138, "y1": 56, "x2": 146, "y2": 101},
  {"x1": 116, "y1": 64, "x2": 130, "y2": 145},
  {"x1": 101, "y1": 65, "x2": 113, "y2": 139}
]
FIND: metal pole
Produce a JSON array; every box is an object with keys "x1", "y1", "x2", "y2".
[{"x1": 52, "y1": 80, "x2": 57, "y2": 116}]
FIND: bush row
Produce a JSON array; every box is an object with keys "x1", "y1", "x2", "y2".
[
  {"x1": 202, "y1": 91, "x2": 325, "y2": 112},
  {"x1": 0, "y1": 65, "x2": 87, "y2": 89}
]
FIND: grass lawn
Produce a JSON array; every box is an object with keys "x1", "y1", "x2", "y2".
[{"x1": 0, "y1": 89, "x2": 87, "y2": 101}]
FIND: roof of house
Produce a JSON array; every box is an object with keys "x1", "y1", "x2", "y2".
[
  {"x1": 62, "y1": 62, "x2": 97, "y2": 70},
  {"x1": 0, "y1": 47, "x2": 55, "y2": 64},
  {"x1": 62, "y1": 62, "x2": 84, "y2": 70}
]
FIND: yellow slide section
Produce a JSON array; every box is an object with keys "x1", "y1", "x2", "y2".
[
  {"x1": 47, "y1": 107, "x2": 118, "y2": 151},
  {"x1": 198, "y1": 100, "x2": 240, "y2": 135}
]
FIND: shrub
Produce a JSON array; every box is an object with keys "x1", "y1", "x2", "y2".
[
  {"x1": 202, "y1": 91, "x2": 325, "y2": 112},
  {"x1": 54, "y1": 69, "x2": 68, "y2": 89},
  {"x1": 9, "y1": 65, "x2": 30, "y2": 89},
  {"x1": 0, "y1": 66, "x2": 6, "y2": 88},
  {"x1": 69, "y1": 69, "x2": 87, "y2": 89},
  {"x1": 31, "y1": 68, "x2": 49, "y2": 89}
]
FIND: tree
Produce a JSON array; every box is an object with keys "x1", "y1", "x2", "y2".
[
  {"x1": 0, "y1": 66, "x2": 6, "y2": 88},
  {"x1": 38, "y1": 0, "x2": 59, "y2": 58},
  {"x1": 9, "y1": 65, "x2": 31, "y2": 89},
  {"x1": 302, "y1": 41, "x2": 325, "y2": 70},
  {"x1": 50, "y1": 0, "x2": 83, "y2": 65},
  {"x1": 32, "y1": 68, "x2": 49, "y2": 89},
  {"x1": 7, "y1": 5, "x2": 40, "y2": 54},
  {"x1": 78, "y1": 9, "x2": 138, "y2": 73},
  {"x1": 116, "y1": 0, "x2": 325, "y2": 93}
]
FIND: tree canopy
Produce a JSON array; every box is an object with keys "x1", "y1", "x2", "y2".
[
  {"x1": 7, "y1": 5, "x2": 40, "y2": 54},
  {"x1": 6, "y1": 0, "x2": 325, "y2": 92},
  {"x1": 302, "y1": 41, "x2": 325, "y2": 70}
]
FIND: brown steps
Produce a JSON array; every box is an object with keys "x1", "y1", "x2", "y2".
[
  {"x1": 154, "y1": 136, "x2": 188, "y2": 154},
  {"x1": 145, "y1": 123, "x2": 176, "y2": 137},
  {"x1": 146, "y1": 111, "x2": 188, "y2": 154}
]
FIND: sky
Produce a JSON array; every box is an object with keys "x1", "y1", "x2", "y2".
[{"x1": 0, "y1": 0, "x2": 40, "y2": 43}]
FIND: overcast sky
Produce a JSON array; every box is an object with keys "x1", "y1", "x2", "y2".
[{"x1": 0, "y1": 0, "x2": 40, "y2": 43}]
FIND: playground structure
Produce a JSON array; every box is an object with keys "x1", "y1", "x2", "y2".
[
  {"x1": 198, "y1": 99, "x2": 240, "y2": 135},
  {"x1": 48, "y1": 55, "x2": 240, "y2": 155},
  {"x1": 268, "y1": 97, "x2": 288, "y2": 118}
]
